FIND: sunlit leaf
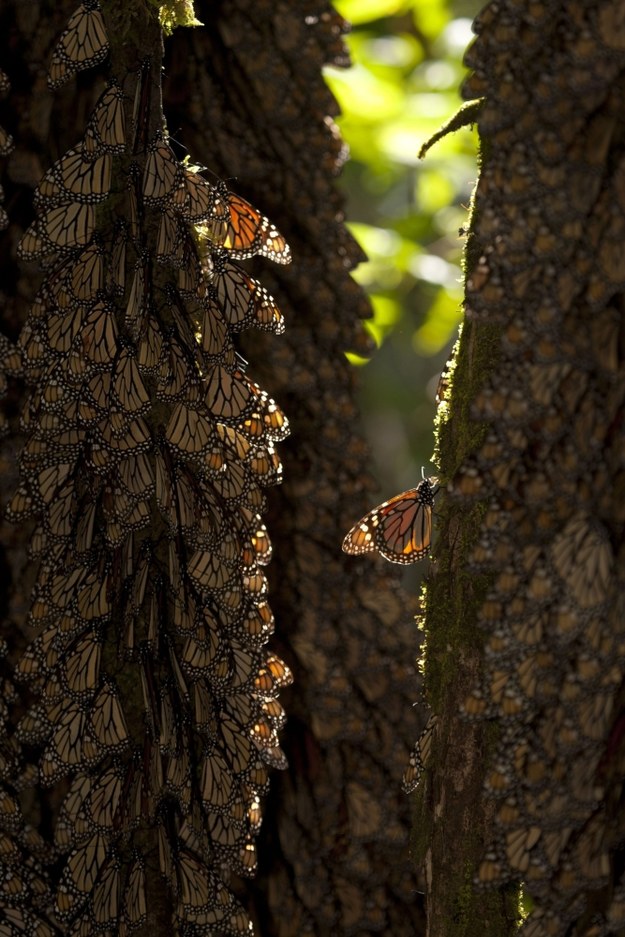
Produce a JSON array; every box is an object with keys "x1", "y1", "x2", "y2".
[
  {"x1": 366, "y1": 293, "x2": 402, "y2": 345},
  {"x1": 416, "y1": 167, "x2": 454, "y2": 214},
  {"x1": 413, "y1": 0, "x2": 450, "y2": 40},
  {"x1": 336, "y1": 0, "x2": 413, "y2": 26},
  {"x1": 345, "y1": 351, "x2": 372, "y2": 366},
  {"x1": 412, "y1": 287, "x2": 462, "y2": 354},
  {"x1": 326, "y1": 64, "x2": 405, "y2": 121}
]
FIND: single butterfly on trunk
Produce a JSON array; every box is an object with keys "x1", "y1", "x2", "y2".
[{"x1": 342, "y1": 475, "x2": 439, "y2": 564}]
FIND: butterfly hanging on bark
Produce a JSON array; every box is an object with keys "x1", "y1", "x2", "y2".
[{"x1": 342, "y1": 475, "x2": 439, "y2": 565}]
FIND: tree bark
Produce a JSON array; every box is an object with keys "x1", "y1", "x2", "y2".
[{"x1": 421, "y1": 2, "x2": 625, "y2": 935}]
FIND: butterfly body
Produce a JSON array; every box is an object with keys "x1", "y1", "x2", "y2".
[{"x1": 342, "y1": 476, "x2": 438, "y2": 564}]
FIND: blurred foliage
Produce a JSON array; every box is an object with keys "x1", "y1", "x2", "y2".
[{"x1": 326, "y1": 0, "x2": 481, "y2": 494}]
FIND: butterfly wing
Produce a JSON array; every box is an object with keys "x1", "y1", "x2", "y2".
[
  {"x1": 342, "y1": 477, "x2": 437, "y2": 565},
  {"x1": 375, "y1": 489, "x2": 433, "y2": 564},
  {"x1": 207, "y1": 186, "x2": 291, "y2": 264}
]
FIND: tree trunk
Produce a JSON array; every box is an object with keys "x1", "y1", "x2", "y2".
[{"x1": 420, "y1": 2, "x2": 625, "y2": 935}]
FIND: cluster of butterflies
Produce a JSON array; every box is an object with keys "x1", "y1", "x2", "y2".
[{"x1": 3, "y1": 1, "x2": 298, "y2": 934}]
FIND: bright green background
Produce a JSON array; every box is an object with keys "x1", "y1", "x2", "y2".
[{"x1": 325, "y1": 0, "x2": 480, "y2": 496}]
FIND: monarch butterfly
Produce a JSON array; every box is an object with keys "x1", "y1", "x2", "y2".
[
  {"x1": 241, "y1": 391, "x2": 290, "y2": 443},
  {"x1": 217, "y1": 712, "x2": 254, "y2": 777},
  {"x1": 166, "y1": 402, "x2": 213, "y2": 454},
  {"x1": 216, "y1": 642, "x2": 256, "y2": 693},
  {"x1": 42, "y1": 704, "x2": 97, "y2": 783},
  {"x1": 123, "y1": 852, "x2": 147, "y2": 929},
  {"x1": 126, "y1": 161, "x2": 144, "y2": 241},
  {"x1": 187, "y1": 549, "x2": 232, "y2": 593},
  {"x1": 131, "y1": 59, "x2": 152, "y2": 156},
  {"x1": 143, "y1": 135, "x2": 182, "y2": 206},
  {"x1": 263, "y1": 653, "x2": 292, "y2": 690},
  {"x1": 171, "y1": 471, "x2": 197, "y2": 532},
  {"x1": 112, "y1": 345, "x2": 150, "y2": 414},
  {"x1": 249, "y1": 521, "x2": 272, "y2": 564},
  {"x1": 118, "y1": 452, "x2": 154, "y2": 500},
  {"x1": 205, "y1": 182, "x2": 291, "y2": 264},
  {"x1": 19, "y1": 204, "x2": 95, "y2": 258},
  {"x1": 192, "y1": 681, "x2": 219, "y2": 736},
  {"x1": 75, "y1": 567, "x2": 111, "y2": 621},
  {"x1": 201, "y1": 751, "x2": 235, "y2": 812},
  {"x1": 47, "y1": 564, "x2": 88, "y2": 613},
  {"x1": 81, "y1": 371, "x2": 110, "y2": 420},
  {"x1": 105, "y1": 220, "x2": 127, "y2": 296},
  {"x1": 47, "y1": 305, "x2": 83, "y2": 354},
  {"x1": 159, "y1": 667, "x2": 186, "y2": 732},
  {"x1": 69, "y1": 239, "x2": 104, "y2": 300},
  {"x1": 95, "y1": 414, "x2": 139, "y2": 468},
  {"x1": 55, "y1": 772, "x2": 92, "y2": 848},
  {"x1": 86, "y1": 763, "x2": 126, "y2": 833},
  {"x1": 550, "y1": 513, "x2": 612, "y2": 610},
  {"x1": 16, "y1": 702, "x2": 51, "y2": 746},
  {"x1": 90, "y1": 853, "x2": 121, "y2": 927},
  {"x1": 0, "y1": 791, "x2": 20, "y2": 837},
  {"x1": 81, "y1": 302, "x2": 118, "y2": 365},
  {"x1": 241, "y1": 567, "x2": 267, "y2": 597},
  {"x1": 256, "y1": 739, "x2": 287, "y2": 771},
  {"x1": 166, "y1": 746, "x2": 192, "y2": 804},
  {"x1": 176, "y1": 243, "x2": 202, "y2": 295},
  {"x1": 125, "y1": 255, "x2": 151, "y2": 338},
  {"x1": 14, "y1": 628, "x2": 55, "y2": 684},
  {"x1": 234, "y1": 841, "x2": 258, "y2": 878},
  {"x1": 83, "y1": 80, "x2": 126, "y2": 156},
  {"x1": 48, "y1": 0, "x2": 110, "y2": 91},
  {"x1": 35, "y1": 146, "x2": 112, "y2": 205},
  {"x1": 137, "y1": 314, "x2": 163, "y2": 372},
  {"x1": 403, "y1": 713, "x2": 437, "y2": 793},
  {"x1": 210, "y1": 253, "x2": 285, "y2": 334},
  {"x1": 36, "y1": 461, "x2": 74, "y2": 505},
  {"x1": 504, "y1": 826, "x2": 543, "y2": 874},
  {"x1": 201, "y1": 297, "x2": 235, "y2": 365},
  {"x1": 56, "y1": 833, "x2": 108, "y2": 916},
  {"x1": 211, "y1": 461, "x2": 254, "y2": 506},
  {"x1": 344, "y1": 781, "x2": 385, "y2": 840},
  {"x1": 166, "y1": 285, "x2": 200, "y2": 350},
  {"x1": 342, "y1": 475, "x2": 439, "y2": 564},
  {"x1": 247, "y1": 445, "x2": 282, "y2": 486},
  {"x1": 204, "y1": 366, "x2": 254, "y2": 422},
  {"x1": 89, "y1": 678, "x2": 129, "y2": 751},
  {"x1": 174, "y1": 847, "x2": 215, "y2": 912},
  {"x1": 173, "y1": 164, "x2": 217, "y2": 223},
  {"x1": 260, "y1": 698, "x2": 286, "y2": 728},
  {"x1": 61, "y1": 631, "x2": 102, "y2": 697},
  {"x1": 0, "y1": 124, "x2": 14, "y2": 157},
  {"x1": 475, "y1": 848, "x2": 508, "y2": 886},
  {"x1": 182, "y1": 628, "x2": 221, "y2": 676},
  {"x1": 156, "y1": 209, "x2": 186, "y2": 267}
]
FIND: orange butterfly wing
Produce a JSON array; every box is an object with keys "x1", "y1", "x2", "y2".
[{"x1": 342, "y1": 477, "x2": 438, "y2": 565}]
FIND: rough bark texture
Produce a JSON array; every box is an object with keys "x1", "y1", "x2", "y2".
[
  {"x1": 0, "y1": 1, "x2": 427, "y2": 935},
  {"x1": 419, "y1": 2, "x2": 625, "y2": 936}
]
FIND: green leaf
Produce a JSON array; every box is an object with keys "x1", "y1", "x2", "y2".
[
  {"x1": 335, "y1": 0, "x2": 413, "y2": 26},
  {"x1": 412, "y1": 286, "x2": 462, "y2": 355}
]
